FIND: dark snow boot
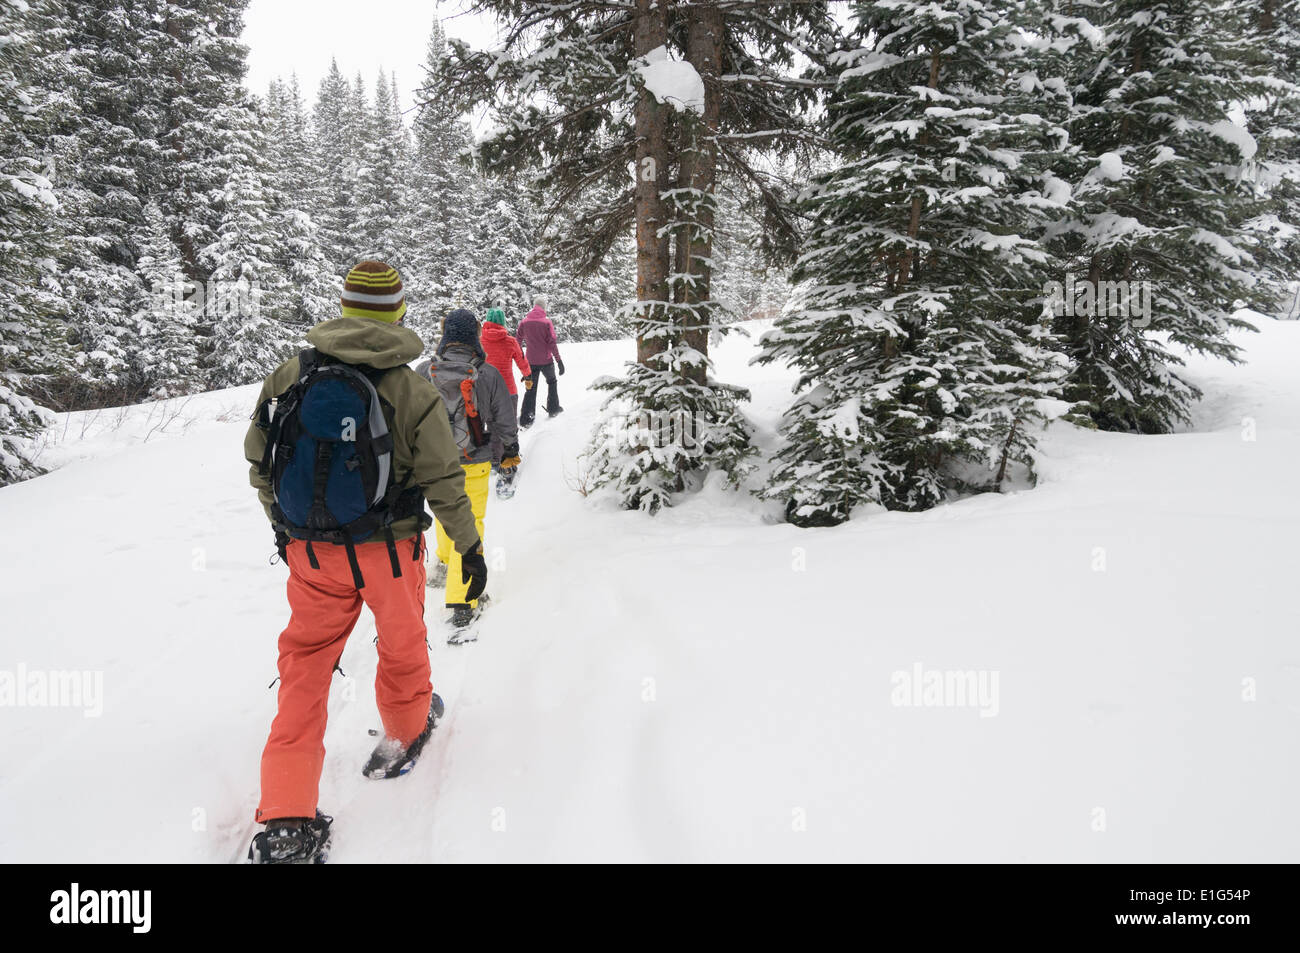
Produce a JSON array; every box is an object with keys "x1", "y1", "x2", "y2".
[
  {"x1": 447, "y1": 595, "x2": 489, "y2": 644},
  {"x1": 362, "y1": 693, "x2": 445, "y2": 779},
  {"x1": 248, "y1": 810, "x2": 333, "y2": 865},
  {"x1": 547, "y1": 406, "x2": 564, "y2": 418}
]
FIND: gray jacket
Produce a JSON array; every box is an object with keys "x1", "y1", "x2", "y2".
[{"x1": 416, "y1": 344, "x2": 519, "y2": 466}]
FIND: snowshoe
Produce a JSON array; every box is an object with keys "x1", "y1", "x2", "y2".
[
  {"x1": 446, "y1": 596, "x2": 489, "y2": 644},
  {"x1": 427, "y1": 560, "x2": 447, "y2": 588},
  {"x1": 248, "y1": 810, "x2": 333, "y2": 865},
  {"x1": 546, "y1": 406, "x2": 564, "y2": 419},
  {"x1": 362, "y1": 693, "x2": 445, "y2": 779},
  {"x1": 495, "y1": 467, "x2": 518, "y2": 500}
]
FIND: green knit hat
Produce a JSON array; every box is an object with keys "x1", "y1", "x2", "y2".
[{"x1": 485, "y1": 308, "x2": 506, "y2": 326}]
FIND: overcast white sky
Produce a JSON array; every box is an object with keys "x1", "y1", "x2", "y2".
[{"x1": 242, "y1": 0, "x2": 500, "y2": 110}]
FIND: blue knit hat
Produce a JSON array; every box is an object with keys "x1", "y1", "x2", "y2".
[{"x1": 437, "y1": 308, "x2": 485, "y2": 359}]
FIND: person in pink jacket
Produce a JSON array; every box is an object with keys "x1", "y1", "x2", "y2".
[{"x1": 516, "y1": 294, "x2": 564, "y2": 427}]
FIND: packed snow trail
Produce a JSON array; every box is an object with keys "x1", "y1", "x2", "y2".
[{"x1": 0, "y1": 324, "x2": 1297, "y2": 862}]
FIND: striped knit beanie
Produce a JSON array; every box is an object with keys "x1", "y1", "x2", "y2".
[{"x1": 341, "y1": 261, "x2": 407, "y2": 323}]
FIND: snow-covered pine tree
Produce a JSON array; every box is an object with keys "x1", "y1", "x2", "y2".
[
  {"x1": 151, "y1": 0, "x2": 252, "y2": 286},
  {"x1": 470, "y1": 1, "x2": 697, "y2": 510},
  {"x1": 130, "y1": 201, "x2": 201, "y2": 398},
  {"x1": 712, "y1": 179, "x2": 791, "y2": 323},
  {"x1": 45, "y1": 0, "x2": 159, "y2": 397},
  {"x1": 547, "y1": 267, "x2": 635, "y2": 340},
  {"x1": 443, "y1": 2, "x2": 829, "y2": 510},
  {"x1": 404, "y1": 21, "x2": 479, "y2": 337},
  {"x1": 1049, "y1": 0, "x2": 1266, "y2": 432},
  {"x1": 535, "y1": 186, "x2": 636, "y2": 340},
  {"x1": 689, "y1": 1, "x2": 835, "y2": 320},
  {"x1": 468, "y1": 174, "x2": 535, "y2": 318},
  {"x1": 757, "y1": 0, "x2": 1073, "y2": 524},
  {"x1": 38, "y1": 0, "x2": 263, "y2": 403},
  {"x1": 586, "y1": 5, "x2": 754, "y2": 511},
  {"x1": 1240, "y1": 0, "x2": 1300, "y2": 316},
  {"x1": 353, "y1": 70, "x2": 411, "y2": 270},
  {"x1": 588, "y1": 2, "x2": 838, "y2": 510},
  {"x1": 472, "y1": 178, "x2": 634, "y2": 340},
  {"x1": 311, "y1": 60, "x2": 360, "y2": 280},
  {"x1": 202, "y1": 98, "x2": 299, "y2": 387},
  {"x1": 264, "y1": 75, "x2": 338, "y2": 325},
  {"x1": 0, "y1": 0, "x2": 63, "y2": 483},
  {"x1": 333, "y1": 72, "x2": 376, "y2": 269}
]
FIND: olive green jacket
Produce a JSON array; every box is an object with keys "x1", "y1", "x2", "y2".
[{"x1": 243, "y1": 318, "x2": 480, "y2": 554}]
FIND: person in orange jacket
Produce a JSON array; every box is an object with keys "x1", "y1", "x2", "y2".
[
  {"x1": 479, "y1": 307, "x2": 530, "y2": 496},
  {"x1": 480, "y1": 307, "x2": 531, "y2": 421}
]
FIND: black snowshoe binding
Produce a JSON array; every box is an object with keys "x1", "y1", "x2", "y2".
[
  {"x1": 248, "y1": 810, "x2": 333, "y2": 865},
  {"x1": 447, "y1": 595, "x2": 489, "y2": 644},
  {"x1": 363, "y1": 693, "x2": 445, "y2": 779}
]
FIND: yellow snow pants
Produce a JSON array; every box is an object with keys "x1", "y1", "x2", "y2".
[{"x1": 435, "y1": 461, "x2": 491, "y2": 608}]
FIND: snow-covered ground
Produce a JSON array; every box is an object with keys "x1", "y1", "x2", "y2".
[{"x1": 1, "y1": 319, "x2": 1297, "y2": 862}]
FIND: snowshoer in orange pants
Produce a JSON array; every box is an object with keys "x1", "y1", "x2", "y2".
[
  {"x1": 242, "y1": 262, "x2": 486, "y2": 864},
  {"x1": 258, "y1": 538, "x2": 432, "y2": 822}
]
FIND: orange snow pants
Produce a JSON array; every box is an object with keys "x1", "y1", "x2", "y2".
[{"x1": 257, "y1": 536, "x2": 430, "y2": 823}]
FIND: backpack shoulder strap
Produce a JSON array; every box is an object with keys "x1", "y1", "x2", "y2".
[
  {"x1": 295, "y1": 347, "x2": 323, "y2": 384},
  {"x1": 352, "y1": 362, "x2": 404, "y2": 417},
  {"x1": 355, "y1": 361, "x2": 400, "y2": 386},
  {"x1": 257, "y1": 348, "x2": 323, "y2": 476}
]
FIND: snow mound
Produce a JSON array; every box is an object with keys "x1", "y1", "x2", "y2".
[
  {"x1": 636, "y1": 45, "x2": 705, "y2": 115},
  {"x1": 1095, "y1": 151, "x2": 1124, "y2": 181}
]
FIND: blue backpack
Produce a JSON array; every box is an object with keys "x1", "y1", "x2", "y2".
[{"x1": 256, "y1": 348, "x2": 429, "y2": 588}]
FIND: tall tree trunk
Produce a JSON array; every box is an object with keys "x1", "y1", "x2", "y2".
[
  {"x1": 994, "y1": 414, "x2": 1021, "y2": 487},
  {"x1": 634, "y1": 0, "x2": 672, "y2": 368},
  {"x1": 675, "y1": 2, "x2": 724, "y2": 387},
  {"x1": 1082, "y1": 251, "x2": 1103, "y2": 351},
  {"x1": 883, "y1": 47, "x2": 939, "y2": 358},
  {"x1": 1121, "y1": 35, "x2": 1145, "y2": 142},
  {"x1": 894, "y1": 48, "x2": 941, "y2": 292}
]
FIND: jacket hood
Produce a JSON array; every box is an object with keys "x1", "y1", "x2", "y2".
[
  {"x1": 480, "y1": 322, "x2": 513, "y2": 342},
  {"x1": 306, "y1": 317, "x2": 425, "y2": 368},
  {"x1": 522, "y1": 306, "x2": 547, "y2": 323},
  {"x1": 434, "y1": 341, "x2": 484, "y2": 362}
]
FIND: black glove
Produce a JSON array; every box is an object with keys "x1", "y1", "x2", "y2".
[
  {"x1": 557, "y1": 358, "x2": 566, "y2": 376},
  {"x1": 274, "y1": 529, "x2": 290, "y2": 563},
  {"x1": 461, "y1": 539, "x2": 488, "y2": 602}
]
